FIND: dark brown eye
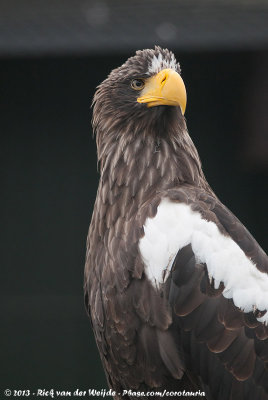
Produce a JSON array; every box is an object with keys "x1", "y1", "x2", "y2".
[{"x1": 131, "y1": 79, "x2": 145, "y2": 90}]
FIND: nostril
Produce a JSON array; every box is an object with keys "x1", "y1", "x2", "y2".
[{"x1": 161, "y1": 76, "x2": 167, "y2": 84}]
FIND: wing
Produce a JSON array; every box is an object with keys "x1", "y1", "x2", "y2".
[{"x1": 139, "y1": 185, "x2": 268, "y2": 400}]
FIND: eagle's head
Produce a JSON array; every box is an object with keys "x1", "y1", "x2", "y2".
[{"x1": 92, "y1": 47, "x2": 188, "y2": 158}]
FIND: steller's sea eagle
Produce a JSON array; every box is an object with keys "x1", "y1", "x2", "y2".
[{"x1": 84, "y1": 47, "x2": 268, "y2": 400}]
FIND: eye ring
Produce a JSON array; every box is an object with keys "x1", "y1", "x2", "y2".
[{"x1": 131, "y1": 79, "x2": 145, "y2": 91}]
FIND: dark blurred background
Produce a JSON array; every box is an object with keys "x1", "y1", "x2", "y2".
[{"x1": 1, "y1": 0, "x2": 268, "y2": 397}]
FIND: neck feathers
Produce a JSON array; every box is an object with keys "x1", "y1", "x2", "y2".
[{"x1": 94, "y1": 106, "x2": 210, "y2": 207}]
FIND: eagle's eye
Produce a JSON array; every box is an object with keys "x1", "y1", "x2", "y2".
[{"x1": 131, "y1": 79, "x2": 145, "y2": 91}]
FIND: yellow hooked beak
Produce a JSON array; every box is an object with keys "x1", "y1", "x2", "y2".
[{"x1": 137, "y1": 68, "x2": 187, "y2": 115}]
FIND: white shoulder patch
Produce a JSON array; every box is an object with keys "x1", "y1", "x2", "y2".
[
  {"x1": 148, "y1": 53, "x2": 178, "y2": 75},
  {"x1": 139, "y1": 198, "x2": 268, "y2": 324}
]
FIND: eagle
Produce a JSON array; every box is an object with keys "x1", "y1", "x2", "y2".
[{"x1": 84, "y1": 47, "x2": 268, "y2": 400}]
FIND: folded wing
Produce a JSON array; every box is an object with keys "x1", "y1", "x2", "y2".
[{"x1": 139, "y1": 186, "x2": 268, "y2": 399}]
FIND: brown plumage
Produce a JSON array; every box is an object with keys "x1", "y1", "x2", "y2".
[{"x1": 84, "y1": 47, "x2": 268, "y2": 400}]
